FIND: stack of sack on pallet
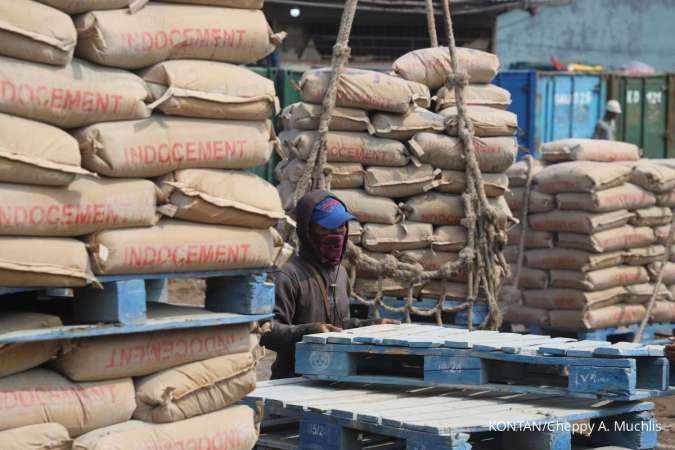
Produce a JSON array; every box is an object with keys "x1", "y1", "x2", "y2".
[
  {"x1": 276, "y1": 47, "x2": 517, "y2": 303},
  {"x1": 503, "y1": 139, "x2": 675, "y2": 331},
  {"x1": 0, "y1": 0, "x2": 284, "y2": 448}
]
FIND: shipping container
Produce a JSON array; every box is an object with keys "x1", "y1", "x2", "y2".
[
  {"x1": 493, "y1": 70, "x2": 606, "y2": 156},
  {"x1": 607, "y1": 74, "x2": 673, "y2": 159}
]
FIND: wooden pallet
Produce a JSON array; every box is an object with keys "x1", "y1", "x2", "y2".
[
  {"x1": 519, "y1": 323, "x2": 675, "y2": 345},
  {"x1": 295, "y1": 324, "x2": 674, "y2": 401},
  {"x1": 355, "y1": 297, "x2": 488, "y2": 327},
  {"x1": 246, "y1": 378, "x2": 659, "y2": 450}
]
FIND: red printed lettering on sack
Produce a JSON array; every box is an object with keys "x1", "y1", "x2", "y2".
[
  {"x1": 121, "y1": 28, "x2": 247, "y2": 52},
  {"x1": 123, "y1": 140, "x2": 247, "y2": 166},
  {"x1": 0, "y1": 384, "x2": 119, "y2": 411},
  {"x1": 0, "y1": 204, "x2": 123, "y2": 227},
  {"x1": 0, "y1": 80, "x2": 123, "y2": 113},
  {"x1": 122, "y1": 243, "x2": 251, "y2": 268}
]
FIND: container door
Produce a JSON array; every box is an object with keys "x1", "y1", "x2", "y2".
[
  {"x1": 669, "y1": 75, "x2": 675, "y2": 157},
  {"x1": 493, "y1": 70, "x2": 536, "y2": 156},
  {"x1": 643, "y1": 77, "x2": 668, "y2": 159},
  {"x1": 622, "y1": 78, "x2": 645, "y2": 150}
]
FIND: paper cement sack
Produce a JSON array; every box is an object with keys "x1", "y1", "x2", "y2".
[
  {"x1": 512, "y1": 267, "x2": 548, "y2": 289},
  {"x1": 280, "y1": 130, "x2": 409, "y2": 166},
  {"x1": 134, "y1": 351, "x2": 256, "y2": 423},
  {"x1": 364, "y1": 164, "x2": 439, "y2": 198},
  {"x1": 73, "y1": 405, "x2": 258, "y2": 450},
  {"x1": 438, "y1": 171, "x2": 508, "y2": 197},
  {"x1": 629, "y1": 206, "x2": 672, "y2": 227},
  {"x1": 300, "y1": 68, "x2": 430, "y2": 113},
  {"x1": 624, "y1": 283, "x2": 672, "y2": 304},
  {"x1": 624, "y1": 245, "x2": 666, "y2": 266},
  {"x1": 159, "y1": 169, "x2": 284, "y2": 228},
  {"x1": 525, "y1": 248, "x2": 623, "y2": 272},
  {"x1": 504, "y1": 305, "x2": 549, "y2": 327},
  {"x1": 393, "y1": 47, "x2": 499, "y2": 88},
  {"x1": 75, "y1": 5, "x2": 283, "y2": 69},
  {"x1": 651, "y1": 301, "x2": 675, "y2": 322},
  {"x1": 348, "y1": 220, "x2": 363, "y2": 244},
  {"x1": 0, "y1": 113, "x2": 89, "y2": 186},
  {"x1": 549, "y1": 266, "x2": 649, "y2": 291},
  {"x1": 523, "y1": 287, "x2": 626, "y2": 311},
  {"x1": 528, "y1": 209, "x2": 634, "y2": 234},
  {"x1": 87, "y1": 220, "x2": 275, "y2": 275},
  {"x1": 0, "y1": 368, "x2": 135, "y2": 436},
  {"x1": 34, "y1": 0, "x2": 131, "y2": 14},
  {"x1": 431, "y1": 225, "x2": 467, "y2": 252},
  {"x1": 362, "y1": 222, "x2": 433, "y2": 252},
  {"x1": 0, "y1": 177, "x2": 157, "y2": 237},
  {"x1": 506, "y1": 158, "x2": 547, "y2": 187},
  {"x1": 355, "y1": 277, "x2": 423, "y2": 297},
  {"x1": 549, "y1": 304, "x2": 645, "y2": 330},
  {"x1": 372, "y1": 108, "x2": 446, "y2": 141},
  {"x1": 507, "y1": 226, "x2": 554, "y2": 249},
  {"x1": 629, "y1": 160, "x2": 675, "y2": 193},
  {"x1": 0, "y1": 312, "x2": 62, "y2": 378},
  {"x1": 0, "y1": 0, "x2": 76, "y2": 66},
  {"x1": 557, "y1": 225, "x2": 656, "y2": 253},
  {"x1": 280, "y1": 102, "x2": 372, "y2": 133},
  {"x1": 403, "y1": 193, "x2": 513, "y2": 228},
  {"x1": 420, "y1": 281, "x2": 469, "y2": 299},
  {"x1": 332, "y1": 189, "x2": 401, "y2": 225},
  {"x1": 77, "y1": 117, "x2": 275, "y2": 178},
  {"x1": 540, "y1": 139, "x2": 641, "y2": 163},
  {"x1": 409, "y1": 133, "x2": 517, "y2": 173},
  {"x1": 141, "y1": 60, "x2": 278, "y2": 120},
  {"x1": 534, "y1": 161, "x2": 632, "y2": 194},
  {"x1": 441, "y1": 106, "x2": 518, "y2": 137},
  {"x1": 276, "y1": 159, "x2": 364, "y2": 189},
  {"x1": 434, "y1": 84, "x2": 511, "y2": 111},
  {"x1": 53, "y1": 323, "x2": 253, "y2": 381},
  {"x1": 0, "y1": 423, "x2": 71, "y2": 450},
  {"x1": 557, "y1": 184, "x2": 656, "y2": 213},
  {"x1": 156, "y1": 0, "x2": 263, "y2": 7},
  {"x1": 648, "y1": 261, "x2": 675, "y2": 285},
  {"x1": 505, "y1": 188, "x2": 555, "y2": 213},
  {"x1": 0, "y1": 56, "x2": 150, "y2": 129},
  {"x1": 0, "y1": 237, "x2": 96, "y2": 287}
]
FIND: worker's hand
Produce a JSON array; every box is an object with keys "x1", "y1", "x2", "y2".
[
  {"x1": 666, "y1": 337, "x2": 675, "y2": 364},
  {"x1": 380, "y1": 318, "x2": 401, "y2": 325},
  {"x1": 318, "y1": 323, "x2": 342, "y2": 333}
]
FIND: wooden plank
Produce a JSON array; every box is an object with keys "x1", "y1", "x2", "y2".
[
  {"x1": 470, "y1": 334, "x2": 552, "y2": 352},
  {"x1": 206, "y1": 272, "x2": 274, "y2": 315},
  {"x1": 504, "y1": 337, "x2": 576, "y2": 355},
  {"x1": 444, "y1": 332, "x2": 523, "y2": 349},
  {"x1": 353, "y1": 325, "x2": 442, "y2": 344},
  {"x1": 380, "y1": 327, "x2": 469, "y2": 347},
  {"x1": 537, "y1": 340, "x2": 611, "y2": 356}
]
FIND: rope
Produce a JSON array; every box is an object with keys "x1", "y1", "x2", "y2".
[
  {"x1": 511, "y1": 155, "x2": 534, "y2": 288},
  {"x1": 633, "y1": 213, "x2": 675, "y2": 343},
  {"x1": 424, "y1": 0, "x2": 439, "y2": 47}
]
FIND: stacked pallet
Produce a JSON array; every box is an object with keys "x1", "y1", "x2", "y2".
[
  {"x1": 504, "y1": 139, "x2": 675, "y2": 333},
  {"x1": 276, "y1": 47, "x2": 517, "y2": 310},
  {"x1": 0, "y1": 0, "x2": 284, "y2": 448}
]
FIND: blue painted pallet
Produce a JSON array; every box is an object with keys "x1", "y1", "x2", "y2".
[
  {"x1": 522, "y1": 323, "x2": 675, "y2": 344},
  {"x1": 246, "y1": 378, "x2": 658, "y2": 450},
  {"x1": 295, "y1": 324, "x2": 674, "y2": 401},
  {"x1": 353, "y1": 297, "x2": 488, "y2": 327},
  {"x1": 0, "y1": 268, "x2": 274, "y2": 325}
]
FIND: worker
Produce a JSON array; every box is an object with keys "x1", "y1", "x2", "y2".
[
  {"x1": 261, "y1": 190, "x2": 398, "y2": 379},
  {"x1": 592, "y1": 100, "x2": 622, "y2": 140}
]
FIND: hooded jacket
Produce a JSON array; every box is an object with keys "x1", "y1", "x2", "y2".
[{"x1": 261, "y1": 190, "x2": 376, "y2": 379}]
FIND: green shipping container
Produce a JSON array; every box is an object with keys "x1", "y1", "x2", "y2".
[{"x1": 607, "y1": 74, "x2": 672, "y2": 159}]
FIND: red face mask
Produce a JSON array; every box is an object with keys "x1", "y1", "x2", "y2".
[{"x1": 310, "y1": 227, "x2": 346, "y2": 266}]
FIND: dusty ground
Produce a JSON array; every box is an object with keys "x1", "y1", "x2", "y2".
[{"x1": 655, "y1": 397, "x2": 675, "y2": 447}]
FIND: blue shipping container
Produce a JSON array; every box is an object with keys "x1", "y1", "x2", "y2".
[{"x1": 493, "y1": 71, "x2": 607, "y2": 156}]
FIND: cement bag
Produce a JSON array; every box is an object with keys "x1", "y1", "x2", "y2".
[
  {"x1": 523, "y1": 287, "x2": 626, "y2": 311},
  {"x1": 657, "y1": 190, "x2": 675, "y2": 207},
  {"x1": 625, "y1": 283, "x2": 671, "y2": 304},
  {"x1": 281, "y1": 130, "x2": 409, "y2": 166},
  {"x1": 156, "y1": 0, "x2": 263, "y2": 7},
  {"x1": 420, "y1": 281, "x2": 468, "y2": 299},
  {"x1": 528, "y1": 209, "x2": 634, "y2": 234},
  {"x1": 628, "y1": 161, "x2": 675, "y2": 193},
  {"x1": 401, "y1": 249, "x2": 465, "y2": 281},
  {"x1": 75, "y1": 5, "x2": 283, "y2": 69},
  {"x1": 0, "y1": 423, "x2": 71, "y2": 450},
  {"x1": 0, "y1": 312, "x2": 63, "y2": 378},
  {"x1": 655, "y1": 225, "x2": 671, "y2": 245},
  {"x1": 557, "y1": 184, "x2": 656, "y2": 213},
  {"x1": 513, "y1": 268, "x2": 549, "y2": 289},
  {"x1": 624, "y1": 245, "x2": 666, "y2": 266},
  {"x1": 0, "y1": 113, "x2": 89, "y2": 186},
  {"x1": 549, "y1": 266, "x2": 649, "y2": 291},
  {"x1": 141, "y1": 61, "x2": 278, "y2": 120},
  {"x1": 503, "y1": 245, "x2": 519, "y2": 263},
  {"x1": 431, "y1": 225, "x2": 467, "y2": 252},
  {"x1": 0, "y1": 56, "x2": 150, "y2": 128},
  {"x1": 525, "y1": 248, "x2": 623, "y2": 272},
  {"x1": 506, "y1": 159, "x2": 547, "y2": 187},
  {"x1": 73, "y1": 405, "x2": 258, "y2": 450},
  {"x1": 362, "y1": 222, "x2": 433, "y2": 252},
  {"x1": 53, "y1": 323, "x2": 252, "y2": 381},
  {"x1": 648, "y1": 261, "x2": 675, "y2": 284},
  {"x1": 34, "y1": 0, "x2": 130, "y2": 14},
  {"x1": 549, "y1": 304, "x2": 645, "y2": 330},
  {"x1": 441, "y1": 106, "x2": 518, "y2": 137},
  {"x1": 277, "y1": 180, "x2": 295, "y2": 212},
  {"x1": 354, "y1": 277, "x2": 422, "y2": 298},
  {"x1": 0, "y1": 368, "x2": 134, "y2": 436},
  {"x1": 505, "y1": 188, "x2": 555, "y2": 213},
  {"x1": 409, "y1": 133, "x2": 517, "y2": 173},
  {"x1": 403, "y1": 193, "x2": 513, "y2": 228},
  {"x1": 332, "y1": 189, "x2": 401, "y2": 225},
  {"x1": 364, "y1": 164, "x2": 439, "y2": 198},
  {"x1": 0, "y1": 0, "x2": 76, "y2": 67},
  {"x1": 434, "y1": 84, "x2": 511, "y2": 111},
  {"x1": 276, "y1": 159, "x2": 364, "y2": 189},
  {"x1": 507, "y1": 226, "x2": 554, "y2": 249},
  {"x1": 133, "y1": 351, "x2": 256, "y2": 423},
  {"x1": 87, "y1": 220, "x2": 275, "y2": 275},
  {"x1": 629, "y1": 206, "x2": 672, "y2": 227},
  {"x1": 77, "y1": 117, "x2": 275, "y2": 178},
  {"x1": 372, "y1": 108, "x2": 446, "y2": 141},
  {"x1": 558, "y1": 225, "x2": 655, "y2": 253},
  {"x1": 503, "y1": 305, "x2": 549, "y2": 327},
  {"x1": 438, "y1": 171, "x2": 508, "y2": 197},
  {"x1": 540, "y1": 139, "x2": 641, "y2": 163},
  {"x1": 300, "y1": 68, "x2": 431, "y2": 113},
  {"x1": 534, "y1": 161, "x2": 631, "y2": 194},
  {"x1": 0, "y1": 237, "x2": 96, "y2": 287},
  {"x1": 393, "y1": 47, "x2": 499, "y2": 88},
  {"x1": 158, "y1": 169, "x2": 284, "y2": 228},
  {"x1": 651, "y1": 301, "x2": 675, "y2": 322},
  {"x1": 0, "y1": 177, "x2": 157, "y2": 237},
  {"x1": 348, "y1": 220, "x2": 363, "y2": 244},
  {"x1": 280, "y1": 102, "x2": 372, "y2": 133}
]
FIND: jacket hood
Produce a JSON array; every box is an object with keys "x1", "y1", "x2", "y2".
[{"x1": 296, "y1": 190, "x2": 349, "y2": 266}]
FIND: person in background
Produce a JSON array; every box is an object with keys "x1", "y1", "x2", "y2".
[
  {"x1": 592, "y1": 99, "x2": 622, "y2": 140},
  {"x1": 261, "y1": 190, "x2": 398, "y2": 379}
]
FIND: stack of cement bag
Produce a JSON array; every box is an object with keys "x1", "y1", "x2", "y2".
[
  {"x1": 504, "y1": 139, "x2": 675, "y2": 331},
  {"x1": 276, "y1": 47, "x2": 517, "y2": 301},
  {"x1": 0, "y1": 319, "x2": 261, "y2": 449}
]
